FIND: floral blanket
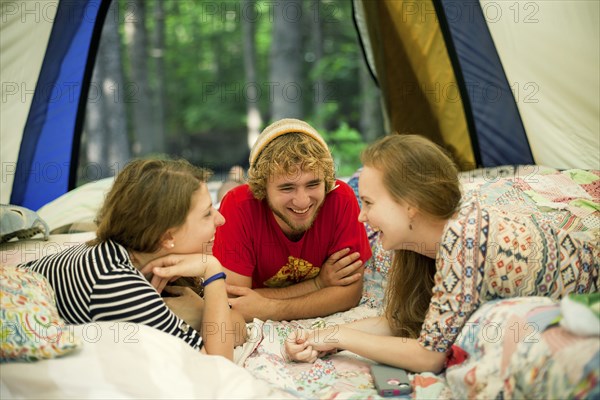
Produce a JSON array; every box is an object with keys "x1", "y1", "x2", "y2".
[
  {"x1": 447, "y1": 296, "x2": 599, "y2": 399},
  {"x1": 236, "y1": 306, "x2": 450, "y2": 399},
  {"x1": 235, "y1": 166, "x2": 599, "y2": 399}
]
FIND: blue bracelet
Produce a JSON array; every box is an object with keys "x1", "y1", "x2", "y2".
[{"x1": 202, "y1": 272, "x2": 227, "y2": 287}]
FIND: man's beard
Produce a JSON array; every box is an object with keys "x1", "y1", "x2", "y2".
[{"x1": 268, "y1": 199, "x2": 324, "y2": 236}]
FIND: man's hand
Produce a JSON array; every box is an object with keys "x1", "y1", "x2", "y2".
[
  {"x1": 316, "y1": 248, "x2": 364, "y2": 289},
  {"x1": 226, "y1": 285, "x2": 274, "y2": 322},
  {"x1": 163, "y1": 286, "x2": 204, "y2": 331}
]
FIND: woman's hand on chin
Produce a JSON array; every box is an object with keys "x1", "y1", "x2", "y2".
[{"x1": 141, "y1": 253, "x2": 223, "y2": 293}]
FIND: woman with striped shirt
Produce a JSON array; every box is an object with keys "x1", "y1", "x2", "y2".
[{"x1": 19, "y1": 159, "x2": 244, "y2": 360}]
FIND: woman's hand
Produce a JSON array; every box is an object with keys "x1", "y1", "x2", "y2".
[
  {"x1": 284, "y1": 329, "x2": 319, "y2": 363},
  {"x1": 141, "y1": 253, "x2": 223, "y2": 293},
  {"x1": 284, "y1": 327, "x2": 340, "y2": 363}
]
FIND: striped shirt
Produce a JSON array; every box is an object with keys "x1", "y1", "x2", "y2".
[{"x1": 18, "y1": 240, "x2": 202, "y2": 350}]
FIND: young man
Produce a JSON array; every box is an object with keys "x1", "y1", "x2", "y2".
[{"x1": 214, "y1": 119, "x2": 372, "y2": 322}]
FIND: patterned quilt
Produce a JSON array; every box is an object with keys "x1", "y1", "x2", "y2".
[
  {"x1": 236, "y1": 306, "x2": 451, "y2": 399},
  {"x1": 235, "y1": 166, "x2": 599, "y2": 399},
  {"x1": 447, "y1": 296, "x2": 599, "y2": 399}
]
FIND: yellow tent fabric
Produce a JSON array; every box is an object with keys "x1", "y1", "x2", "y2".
[{"x1": 357, "y1": 0, "x2": 475, "y2": 169}]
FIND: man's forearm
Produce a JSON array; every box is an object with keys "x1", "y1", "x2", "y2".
[
  {"x1": 255, "y1": 278, "x2": 319, "y2": 299},
  {"x1": 264, "y1": 281, "x2": 362, "y2": 320}
]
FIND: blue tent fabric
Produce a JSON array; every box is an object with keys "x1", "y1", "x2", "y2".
[
  {"x1": 437, "y1": 0, "x2": 534, "y2": 167},
  {"x1": 10, "y1": 0, "x2": 110, "y2": 210}
]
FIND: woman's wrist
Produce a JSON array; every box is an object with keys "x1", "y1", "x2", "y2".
[
  {"x1": 333, "y1": 325, "x2": 351, "y2": 352},
  {"x1": 202, "y1": 271, "x2": 226, "y2": 287},
  {"x1": 203, "y1": 258, "x2": 224, "y2": 278}
]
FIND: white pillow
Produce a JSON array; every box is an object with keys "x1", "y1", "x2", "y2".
[
  {"x1": 1, "y1": 322, "x2": 294, "y2": 399},
  {"x1": 37, "y1": 177, "x2": 114, "y2": 233}
]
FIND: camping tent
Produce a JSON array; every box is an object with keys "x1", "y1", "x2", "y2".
[
  {"x1": 1, "y1": 0, "x2": 599, "y2": 211},
  {"x1": 1, "y1": 0, "x2": 110, "y2": 210},
  {"x1": 354, "y1": 0, "x2": 599, "y2": 170}
]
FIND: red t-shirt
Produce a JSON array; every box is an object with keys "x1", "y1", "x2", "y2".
[{"x1": 213, "y1": 180, "x2": 372, "y2": 289}]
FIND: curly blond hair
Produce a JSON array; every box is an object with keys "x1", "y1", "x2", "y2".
[{"x1": 248, "y1": 132, "x2": 335, "y2": 200}]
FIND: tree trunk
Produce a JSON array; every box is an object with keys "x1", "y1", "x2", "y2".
[
  {"x1": 103, "y1": 3, "x2": 130, "y2": 170},
  {"x1": 242, "y1": 0, "x2": 262, "y2": 149},
  {"x1": 125, "y1": 0, "x2": 157, "y2": 156},
  {"x1": 311, "y1": 0, "x2": 325, "y2": 128},
  {"x1": 84, "y1": 0, "x2": 129, "y2": 181},
  {"x1": 359, "y1": 59, "x2": 384, "y2": 143},
  {"x1": 151, "y1": 0, "x2": 166, "y2": 154},
  {"x1": 269, "y1": 0, "x2": 303, "y2": 121},
  {"x1": 84, "y1": 56, "x2": 108, "y2": 179}
]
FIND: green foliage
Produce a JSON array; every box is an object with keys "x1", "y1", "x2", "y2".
[
  {"x1": 117, "y1": 0, "x2": 382, "y2": 172},
  {"x1": 320, "y1": 122, "x2": 367, "y2": 177}
]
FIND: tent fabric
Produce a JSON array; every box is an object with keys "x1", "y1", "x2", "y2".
[
  {"x1": 1, "y1": 0, "x2": 110, "y2": 210},
  {"x1": 355, "y1": 0, "x2": 599, "y2": 171},
  {"x1": 355, "y1": 0, "x2": 476, "y2": 169},
  {"x1": 436, "y1": 0, "x2": 533, "y2": 167},
  {"x1": 482, "y1": 0, "x2": 600, "y2": 170},
  {"x1": 0, "y1": 0, "x2": 57, "y2": 205}
]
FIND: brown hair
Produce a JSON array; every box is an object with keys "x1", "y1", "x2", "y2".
[
  {"x1": 92, "y1": 159, "x2": 210, "y2": 253},
  {"x1": 247, "y1": 132, "x2": 335, "y2": 200},
  {"x1": 361, "y1": 134, "x2": 461, "y2": 337}
]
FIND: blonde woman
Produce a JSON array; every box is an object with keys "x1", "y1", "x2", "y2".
[{"x1": 286, "y1": 134, "x2": 598, "y2": 372}]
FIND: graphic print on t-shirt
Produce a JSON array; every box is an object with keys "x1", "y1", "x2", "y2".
[{"x1": 263, "y1": 256, "x2": 321, "y2": 287}]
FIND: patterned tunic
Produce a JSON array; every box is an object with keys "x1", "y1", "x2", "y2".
[
  {"x1": 18, "y1": 240, "x2": 203, "y2": 350},
  {"x1": 419, "y1": 198, "x2": 599, "y2": 352}
]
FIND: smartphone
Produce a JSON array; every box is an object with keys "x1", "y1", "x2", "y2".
[{"x1": 370, "y1": 364, "x2": 412, "y2": 397}]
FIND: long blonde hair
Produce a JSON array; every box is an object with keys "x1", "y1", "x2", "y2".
[
  {"x1": 361, "y1": 134, "x2": 461, "y2": 337},
  {"x1": 92, "y1": 159, "x2": 210, "y2": 253}
]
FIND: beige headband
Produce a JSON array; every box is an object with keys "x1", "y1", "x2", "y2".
[{"x1": 249, "y1": 118, "x2": 329, "y2": 166}]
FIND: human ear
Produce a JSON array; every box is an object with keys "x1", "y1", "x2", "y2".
[
  {"x1": 406, "y1": 205, "x2": 419, "y2": 220},
  {"x1": 160, "y1": 231, "x2": 176, "y2": 250}
]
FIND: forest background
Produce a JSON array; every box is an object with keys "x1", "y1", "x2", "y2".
[{"x1": 81, "y1": 0, "x2": 385, "y2": 185}]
